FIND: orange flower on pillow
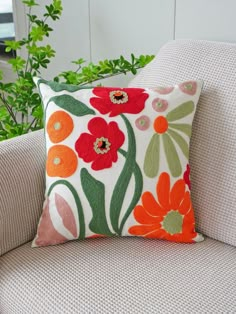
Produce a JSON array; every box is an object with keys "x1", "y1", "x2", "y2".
[
  {"x1": 46, "y1": 145, "x2": 78, "y2": 177},
  {"x1": 47, "y1": 110, "x2": 74, "y2": 143},
  {"x1": 128, "y1": 172, "x2": 198, "y2": 243}
]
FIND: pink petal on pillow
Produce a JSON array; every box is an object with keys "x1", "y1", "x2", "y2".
[
  {"x1": 179, "y1": 81, "x2": 197, "y2": 95},
  {"x1": 55, "y1": 193, "x2": 78, "y2": 238},
  {"x1": 35, "y1": 198, "x2": 68, "y2": 247},
  {"x1": 135, "y1": 115, "x2": 150, "y2": 131}
]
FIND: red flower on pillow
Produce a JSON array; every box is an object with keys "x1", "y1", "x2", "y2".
[
  {"x1": 75, "y1": 117, "x2": 125, "y2": 170},
  {"x1": 183, "y1": 164, "x2": 191, "y2": 190},
  {"x1": 90, "y1": 87, "x2": 149, "y2": 117}
]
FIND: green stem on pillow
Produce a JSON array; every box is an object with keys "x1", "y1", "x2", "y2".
[
  {"x1": 81, "y1": 168, "x2": 114, "y2": 236},
  {"x1": 109, "y1": 114, "x2": 136, "y2": 234},
  {"x1": 48, "y1": 180, "x2": 85, "y2": 239},
  {"x1": 118, "y1": 148, "x2": 143, "y2": 236}
]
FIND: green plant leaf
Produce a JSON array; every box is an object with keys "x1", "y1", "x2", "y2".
[
  {"x1": 166, "y1": 101, "x2": 195, "y2": 122},
  {"x1": 143, "y1": 133, "x2": 160, "y2": 178},
  {"x1": 0, "y1": 106, "x2": 9, "y2": 119},
  {"x1": 59, "y1": 54, "x2": 155, "y2": 86},
  {"x1": 81, "y1": 168, "x2": 114, "y2": 236},
  {"x1": 4, "y1": 40, "x2": 21, "y2": 52},
  {"x1": 163, "y1": 133, "x2": 182, "y2": 177},
  {"x1": 8, "y1": 56, "x2": 26, "y2": 72},
  {"x1": 22, "y1": 0, "x2": 39, "y2": 7},
  {"x1": 30, "y1": 26, "x2": 46, "y2": 42},
  {"x1": 53, "y1": 0, "x2": 63, "y2": 12},
  {"x1": 72, "y1": 58, "x2": 86, "y2": 65},
  {"x1": 48, "y1": 94, "x2": 95, "y2": 116},
  {"x1": 32, "y1": 105, "x2": 43, "y2": 119}
]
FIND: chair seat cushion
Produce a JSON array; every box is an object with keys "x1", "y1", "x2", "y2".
[{"x1": 1, "y1": 237, "x2": 236, "y2": 313}]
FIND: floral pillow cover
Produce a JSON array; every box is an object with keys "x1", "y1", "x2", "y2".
[{"x1": 32, "y1": 78, "x2": 204, "y2": 247}]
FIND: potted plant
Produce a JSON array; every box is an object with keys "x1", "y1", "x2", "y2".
[{"x1": 0, "y1": 0, "x2": 154, "y2": 141}]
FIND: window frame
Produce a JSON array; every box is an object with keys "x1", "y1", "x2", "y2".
[
  {"x1": 0, "y1": 1, "x2": 27, "y2": 67},
  {"x1": 0, "y1": 11, "x2": 15, "y2": 58}
]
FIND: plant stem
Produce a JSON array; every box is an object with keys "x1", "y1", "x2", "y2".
[
  {"x1": 43, "y1": 15, "x2": 49, "y2": 24},
  {"x1": 25, "y1": 117, "x2": 37, "y2": 133},
  {"x1": 75, "y1": 65, "x2": 82, "y2": 73},
  {"x1": 79, "y1": 66, "x2": 143, "y2": 86},
  {"x1": 0, "y1": 94, "x2": 18, "y2": 123},
  {"x1": 21, "y1": 112, "x2": 24, "y2": 124},
  {"x1": 25, "y1": 7, "x2": 32, "y2": 74}
]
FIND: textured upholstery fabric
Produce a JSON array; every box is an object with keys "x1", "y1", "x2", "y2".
[
  {"x1": 0, "y1": 130, "x2": 45, "y2": 256},
  {"x1": 129, "y1": 40, "x2": 236, "y2": 247},
  {"x1": 1, "y1": 237, "x2": 236, "y2": 313}
]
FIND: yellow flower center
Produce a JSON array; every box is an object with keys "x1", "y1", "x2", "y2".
[
  {"x1": 109, "y1": 90, "x2": 128, "y2": 104},
  {"x1": 94, "y1": 137, "x2": 111, "y2": 154}
]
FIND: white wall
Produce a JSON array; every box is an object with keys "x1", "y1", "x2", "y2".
[
  {"x1": 175, "y1": 0, "x2": 236, "y2": 42},
  {"x1": 90, "y1": 0, "x2": 175, "y2": 60},
  {"x1": 90, "y1": 0, "x2": 175, "y2": 86},
  {"x1": 32, "y1": 0, "x2": 91, "y2": 78},
  {"x1": 1, "y1": 0, "x2": 236, "y2": 84}
]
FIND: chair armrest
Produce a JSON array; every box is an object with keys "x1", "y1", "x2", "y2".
[{"x1": 0, "y1": 130, "x2": 45, "y2": 255}]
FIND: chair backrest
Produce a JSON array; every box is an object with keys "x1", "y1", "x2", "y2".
[
  {"x1": 130, "y1": 39, "x2": 236, "y2": 247},
  {"x1": 0, "y1": 130, "x2": 45, "y2": 255}
]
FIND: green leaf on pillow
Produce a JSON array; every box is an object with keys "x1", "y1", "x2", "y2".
[
  {"x1": 143, "y1": 133, "x2": 160, "y2": 178},
  {"x1": 162, "y1": 133, "x2": 182, "y2": 177},
  {"x1": 37, "y1": 78, "x2": 92, "y2": 92},
  {"x1": 48, "y1": 94, "x2": 95, "y2": 116},
  {"x1": 110, "y1": 114, "x2": 136, "y2": 235},
  {"x1": 166, "y1": 101, "x2": 194, "y2": 122},
  {"x1": 118, "y1": 148, "x2": 143, "y2": 235},
  {"x1": 81, "y1": 168, "x2": 114, "y2": 236},
  {"x1": 168, "y1": 123, "x2": 192, "y2": 137},
  {"x1": 167, "y1": 129, "x2": 189, "y2": 159}
]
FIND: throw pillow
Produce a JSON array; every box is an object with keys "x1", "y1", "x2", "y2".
[{"x1": 32, "y1": 78, "x2": 204, "y2": 247}]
